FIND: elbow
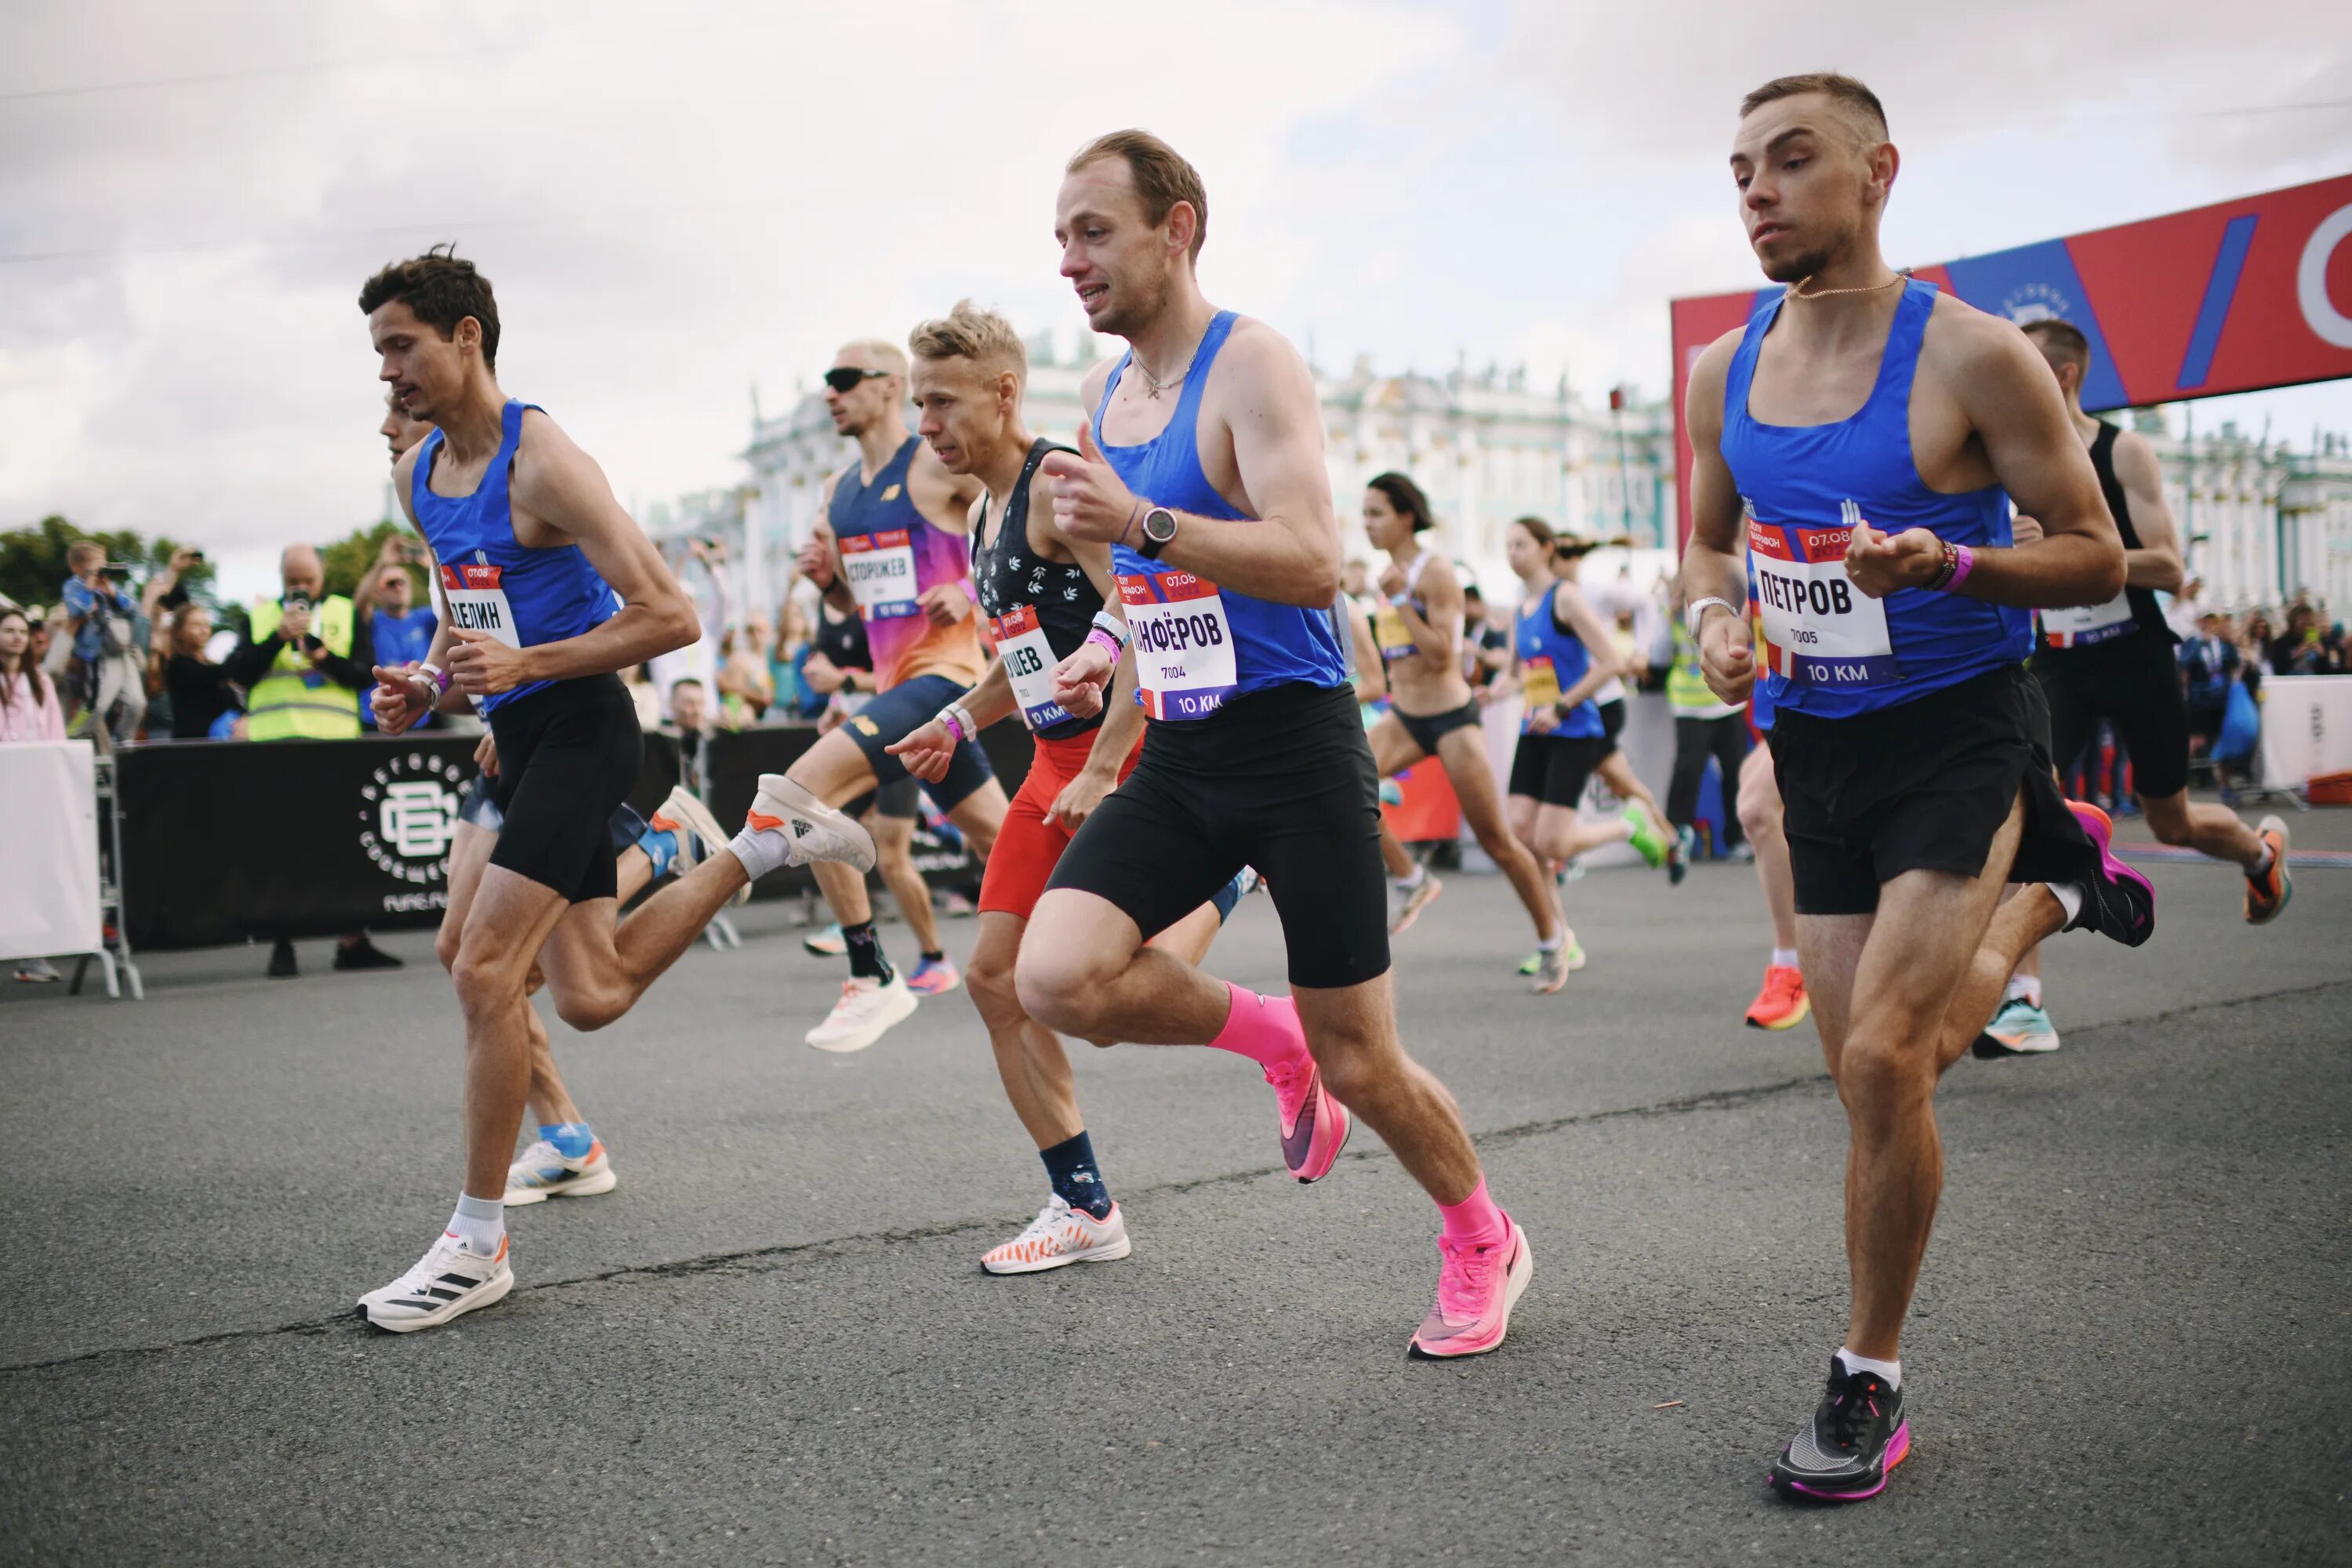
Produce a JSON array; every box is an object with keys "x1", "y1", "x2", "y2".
[
  {"x1": 1299, "y1": 558, "x2": 1342, "y2": 608},
  {"x1": 665, "y1": 597, "x2": 702, "y2": 654},
  {"x1": 2151, "y1": 555, "x2": 2186, "y2": 596}
]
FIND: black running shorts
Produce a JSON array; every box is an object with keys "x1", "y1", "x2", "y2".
[
  {"x1": 842, "y1": 672, "x2": 995, "y2": 813},
  {"x1": 1508, "y1": 732, "x2": 1610, "y2": 808},
  {"x1": 1394, "y1": 699, "x2": 1481, "y2": 759},
  {"x1": 1598, "y1": 697, "x2": 1627, "y2": 744},
  {"x1": 1046, "y1": 681, "x2": 1389, "y2": 989},
  {"x1": 844, "y1": 777, "x2": 921, "y2": 822},
  {"x1": 1766, "y1": 664, "x2": 2100, "y2": 916},
  {"x1": 2032, "y1": 634, "x2": 2190, "y2": 800},
  {"x1": 485, "y1": 674, "x2": 643, "y2": 903}
]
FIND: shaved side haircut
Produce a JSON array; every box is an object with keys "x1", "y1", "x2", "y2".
[
  {"x1": 2021, "y1": 318, "x2": 2092, "y2": 377},
  {"x1": 840, "y1": 338, "x2": 909, "y2": 378},
  {"x1": 909, "y1": 300, "x2": 1029, "y2": 385},
  {"x1": 1739, "y1": 71, "x2": 1889, "y2": 150},
  {"x1": 1067, "y1": 129, "x2": 1209, "y2": 261}
]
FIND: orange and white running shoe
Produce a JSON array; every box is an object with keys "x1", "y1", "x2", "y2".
[
  {"x1": 652, "y1": 785, "x2": 750, "y2": 905},
  {"x1": 357, "y1": 1231, "x2": 514, "y2": 1334},
  {"x1": 1744, "y1": 964, "x2": 1810, "y2": 1031},
  {"x1": 981, "y1": 1196, "x2": 1132, "y2": 1275},
  {"x1": 2244, "y1": 815, "x2": 2292, "y2": 925},
  {"x1": 503, "y1": 1137, "x2": 617, "y2": 1206},
  {"x1": 745, "y1": 773, "x2": 876, "y2": 875},
  {"x1": 1407, "y1": 1217, "x2": 1534, "y2": 1359}
]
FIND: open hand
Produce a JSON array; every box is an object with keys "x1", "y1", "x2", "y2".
[
  {"x1": 1048, "y1": 639, "x2": 1115, "y2": 718},
  {"x1": 1843, "y1": 521, "x2": 1941, "y2": 599},
  {"x1": 1038, "y1": 422, "x2": 1142, "y2": 546},
  {"x1": 446, "y1": 626, "x2": 532, "y2": 696}
]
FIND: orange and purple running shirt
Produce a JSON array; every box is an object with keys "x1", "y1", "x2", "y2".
[{"x1": 828, "y1": 437, "x2": 984, "y2": 692}]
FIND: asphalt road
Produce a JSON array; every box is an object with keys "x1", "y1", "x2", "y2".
[{"x1": 4, "y1": 804, "x2": 2347, "y2": 1566}]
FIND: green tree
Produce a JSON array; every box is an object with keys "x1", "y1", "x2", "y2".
[
  {"x1": 0, "y1": 515, "x2": 212, "y2": 612},
  {"x1": 320, "y1": 519, "x2": 426, "y2": 601}
]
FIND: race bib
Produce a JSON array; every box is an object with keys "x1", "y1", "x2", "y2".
[
  {"x1": 438, "y1": 562, "x2": 521, "y2": 649},
  {"x1": 1747, "y1": 506, "x2": 1900, "y2": 688},
  {"x1": 840, "y1": 530, "x2": 920, "y2": 622},
  {"x1": 1117, "y1": 571, "x2": 1238, "y2": 720},
  {"x1": 1522, "y1": 655, "x2": 1561, "y2": 709},
  {"x1": 989, "y1": 604, "x2": 1073, "y2": 732},
  {"x1": 2042, "y1": 590, "x2": 2138, "y2": 648},
  {"x1": 1374, "y1": 599, "x2": 1417, "y2": 663}
]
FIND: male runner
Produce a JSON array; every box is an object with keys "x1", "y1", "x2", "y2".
[
  {"x1": 884, "y1": 301, "x2": 1238, "y2": 1272},
  {"x1": 1682, "y1": 75, "x2": 2156, "y2": 1497},
  {"x1": 1971, "y1": 320, "x2": 2292, "y2": 1056},
  {"x1": 1360, "y1": 472, "x2": 1573, "y2": 992},
  {"x1": 355, "y1": 248, "x2": 870, "y2": 1330},
  {"x1": 384, "y1": 387, "x2": 738, "y2": 1203},
  {"x1": 1015, "y1": 131, "x2": 1531, "y2": 1357},
  {"x1": 779, "y1": 339, "x2": 1008, "y2": 1052}
]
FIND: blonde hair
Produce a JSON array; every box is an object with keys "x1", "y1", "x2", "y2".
[
  {"x1": 837, "y1": 338, "x2": 908, "y2": 379},
  {"x1": 908, "y1": 300, "x2": 1028, "y2": 384}
]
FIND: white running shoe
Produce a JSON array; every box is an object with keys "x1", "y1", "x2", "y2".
[
  {"x1": 748, "y1": 774, "x2": 877, "y2": 874},
  {"x1": 503, "y1": 1138, "x2": 619, "y2": 1206},
  {"x1": 982, "y1": 1196, "x2": 1132, "y2": 1275},
  {"x1": 805, "y1": 974, "x2": 917, "y2": 1053},
  {"x1": 652, "y1": 786, "x2": 750, "y2": 906},
  {"x1": 357, "y1": 1232, "x2": 514, "y2": 1333}
]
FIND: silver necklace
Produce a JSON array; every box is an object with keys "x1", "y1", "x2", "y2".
[{"x1": 1133, "y1": 329, "x2": 1204, "y2": 400}]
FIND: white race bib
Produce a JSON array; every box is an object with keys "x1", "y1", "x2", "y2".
[
  {"x1": 989, "y1": 604, "x2": 1073, "y2": 732},
  {"x1": 840, "y1": 529, "x2": 920, "y2": 622},
  {"x1": 438, "y1": 562, "x2": 521, "y2": 650},
  {"x1": 1748, "y1": 510, "x2": 1900, "y2": 688},
  {"x1": 2042, "y1": 590, "x2": 2138, "y2": 648},
  {"x1": 1117, "y1": 571, "x2": 1238, "y2": 720}
]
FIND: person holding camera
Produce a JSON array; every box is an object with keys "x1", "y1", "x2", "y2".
[
  {"x1": 353, "y1": 534, "x2": 438, "y2": 729},
  {"x1": 226, "y1": 543, "x2": 399, "y2": 975},
  {"x1": 59, "y1": 539, "x2": 146, "y2": 748}
]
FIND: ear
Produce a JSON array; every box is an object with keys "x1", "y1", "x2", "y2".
[
  {"x1": 457, "y1": 315, "x2": 482, "y2": 358},
  {"x1": 1867, "y1": 141, "x2": 1900, "y2": 203},
  {"x1": 1165, "y1": 199, "x2": 1200, "y2": 260}
]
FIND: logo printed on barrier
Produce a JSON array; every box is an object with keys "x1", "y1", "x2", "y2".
[
  {"x1": 358, "y1": 751, "x2": 465, "y2": 885},
  {"x1": 2002, "y1": 281, "x2": 2074, "y2": 325}
]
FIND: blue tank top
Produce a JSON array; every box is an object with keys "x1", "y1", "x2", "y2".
[
  {"x1": 411, "y1": 400, "x2": 619, "y2": 713},
  {"x1": 1094, "y1": 310, "x2": 1348, "y2": 721},
  {"x1": 1514, "y1": 584, "x2": 1602, "y2": 739},
  {"x1": 1721, "y1": 279, "x2": 2027, "y2": 720}
]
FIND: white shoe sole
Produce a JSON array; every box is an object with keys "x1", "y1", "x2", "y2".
[
  {"x1": 503, "y1": 1164, "x2": 619, "y2": 1206},
  {"x1": 982, "y1": 1232, "x2": 1134, "y2": 1275},
  {"x1": 358, "y1": 1266, "x2": 515, "y2": 1334},
  {"x1": 805, "y1": 981, "x2": 918, "y2": 1053},
  {"x1": 655, "y1": 787, "x2": 750, "y2": 906},
  {"x1": 756, "y1": 774, "x2": 877, "y2": 874}
]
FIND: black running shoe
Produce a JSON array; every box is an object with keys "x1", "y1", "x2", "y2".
[
  {"x1": 267, "y1": 938, "x2": 299, "y2": 978},
  {"x1": 334, "y1": 935, "x2": 405, "y2": 971},
  {"x1": 1768, "y1": 1357, "x2": 1910, "y2": 1502},
  {"x1": 2056, "y1": 801, "x2": 2154, "y2": 949}
]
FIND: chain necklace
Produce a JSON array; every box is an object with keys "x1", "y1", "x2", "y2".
[
  {"x1": 1790, "y1": 268, "x2": 1910, "y2": 301},
  {"x1": 1133, "y1": 328, "x2": 1205, "y2": 400}
]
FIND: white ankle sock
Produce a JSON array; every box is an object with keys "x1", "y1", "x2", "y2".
[
  {"x1": 729, "y1": 823, "x2": 793, "y2": 881},
  {"x1": 2049, "y1": 881, "x2": 2085, "y2": 927},
  {"x1": 2004, "y1": 974, "x2": 2042, "y2": 1007},
  {"x1": 1392, "y1": 864, "x2": 1425, "y2": 890},
  {"x1": 1836, "y1": 1346, "x2": 1901, "y2": 1388},
  {"x1": 448, "y1": 1192, "x2": 505, "y2": 1257},
  {"x1": 1769, "y1": 947, "x2": 1799, "y2": 970}
]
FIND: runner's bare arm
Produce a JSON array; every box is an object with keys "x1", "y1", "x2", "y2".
[
  {"x1": 1397, "y1": 560, "x2": 1463, "y2": 663},
  {"x1": 1040, "y1": 328, "x2": 1341, "y2": 606},
  {"x1": 1550, "y1": 581, "x2": 1621, "y2": 713},
  {"x1": 2111, "y1": 429, "x2": 2186, "y2": 593},
  {"x1": 909, "y1": 443, "x2": 985, "y2": 536},
  {"x1": 800, "y1": 473, "x2": 859, "y2": 618},
  {"x1": 1849, "y1": 318, "x2": 2122, "y2": 608},
  {"x1": 1348, "y1": 601, "x2": 1388, "y2": 702},
  {"x1": 371, "y1": 449, "x2": 459, "y2": 731},
  {"x1": 1678, "y1": 332, "x2": 1756, "y2": 704},
  {"x1": 447, "y1": 413, "x2": 698, "y2": 694},
  {"x1": 1053, "y1": 524, "x2": 1146, "y2": 757}
]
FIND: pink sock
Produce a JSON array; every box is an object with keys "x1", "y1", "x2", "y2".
[
  {"x1": 1439, "y1": 1178, "x2": 1508, "y2": 1249},
  {"x1": 1205, "y1": 983, "x2": 1309, "y2": 1070}
]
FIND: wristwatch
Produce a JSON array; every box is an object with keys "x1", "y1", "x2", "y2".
[{"x1": 1138, "y1": 506, "x2": 1179, "y2": 560}]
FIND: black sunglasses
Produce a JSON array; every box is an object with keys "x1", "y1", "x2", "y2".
[{"x1": 824, "y1": 367, "x2": 888, "y2": 395}]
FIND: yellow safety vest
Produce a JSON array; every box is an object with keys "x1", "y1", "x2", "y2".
[
  {"x1": 1666, "y1": 620, "x2": 1718, "y2": 713},
  {"x1": 246, "y1": 594, "x2": 361, "y2": 740}
]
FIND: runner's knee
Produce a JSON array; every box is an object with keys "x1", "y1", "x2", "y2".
[
  {"x1": 551, "y1": 984, "x2": 625, "y2": 1034},
  {"x1": 965, "y1": 946, "x2": 1022, "y2": 1024},
  {"x1": 1014, "y1": 942, "x2": 1116, "y2": 1036},
  {"x1": 2142, "y1": 793, "x2": 2193, "y2": 845},
  {"x1": 1834, "y1": 1030, "x2": 1936, "y2": 1116}
]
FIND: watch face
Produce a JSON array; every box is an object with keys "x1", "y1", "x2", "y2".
[{"x1": 1144, "y1": 507, "x2": 1178, "y2": 543}]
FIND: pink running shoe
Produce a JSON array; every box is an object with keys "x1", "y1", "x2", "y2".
[
  {"x1": 1261, "y1": 1025, "x2": 1350, "y2": 1182},
  {"x1": 1408, "y1": 1217, "x2": 1534, "y2": 1359}
]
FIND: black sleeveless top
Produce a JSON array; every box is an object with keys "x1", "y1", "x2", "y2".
[
  {"x1": 2086, "y1": 422, "x2": 2172, "y2": 644},
  {"x1": 971, "y1": 439, "x2": 1097, "y2": 739}
]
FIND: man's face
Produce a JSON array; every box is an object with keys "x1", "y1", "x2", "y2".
[
  {"x1": 370, "y1": 299, "x2": 473, "y2": 425},
  {"x1": 282, "y1": 552, "x2": 324, "y2": 601},
  {"x1": 382, "y1": 394, "x2": 432, "y2": 459},
  {"x1": 911, "y1": 354, "x2": 1012, "y2": 476},
  {"x1": 1056, "y1": 158, "x2": 1179, "y2": 338},
  {"x1": 671, "y1": 684, "x2": 706, "y2": 732},
  {"x1": 1730, "y1": 94, "x2": 1889, "y2": 285},
  {"x1": 823, "y1": 347, "x2": 899, "y2": 437},
  {"x1": 377, "y1": 566, "x2": 413, "y2": 614}
]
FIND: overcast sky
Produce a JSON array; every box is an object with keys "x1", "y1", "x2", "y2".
[{"x1": 3, "y1": 0, "x2": 2347, "y2": 601}]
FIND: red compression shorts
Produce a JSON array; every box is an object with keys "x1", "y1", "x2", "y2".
[{"x1": 978, "y1": 728, "x2": 1142, "y2": 920}]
